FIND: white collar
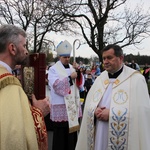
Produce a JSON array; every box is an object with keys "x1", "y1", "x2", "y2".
[{"x1": 0, "y1": 61, "x2": 12, "y2": 73}]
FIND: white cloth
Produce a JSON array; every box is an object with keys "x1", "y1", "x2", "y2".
[
  {"x1": 75, "y1": 65, "x2": 150, "y2": 150},
  {"x1": 48, "y1": 61, "x2": 81, "y2": 123},
  {"x1": 48, "y1": 61, "x2": 71, "y2": 105},
  {"x1": 0, "y1": 61, "x2": 12, "y2": 73},
  {"x1": 94, "y1": 79, "x2": 115, "y2": 150}
]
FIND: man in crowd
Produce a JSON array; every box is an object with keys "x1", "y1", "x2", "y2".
[
  {"x1": 48, "y1": 40, "x2": 82, "y2": 150},
  {"x1": 0, "y1": 24, "x2": 50, "y2": 150},
  {"x1": 129, "y1": 59, "x2": 140, "y2": 71},
  {"x1": 143, "y1": 63, "x2": 150, "y2": 84},
  {"x1": 76, "y1": 44, "x2": 150, "y2": 150}
]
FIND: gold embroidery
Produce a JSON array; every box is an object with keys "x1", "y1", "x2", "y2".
[
  {"x1": 93, "y1": 89, "x2": 102, "y2": 102},
  {"x1": 69, "y1": 125, "x2": 80, "y2": 133},
  {"x1": 114, "y1": 79, "x2": 120, "y2": 85},
  {"x1": 118, "y1": 110, "x2": 121, "y2": 116},
  {"x1": 113, "y1": 89, "x2": 128, "y2": 104},
  {"x1": 0, "y1": 73, "x2": 21, "y2": 90},
  {"x1": 104, "y1": 79, "x2": 109, "y2": 85}
]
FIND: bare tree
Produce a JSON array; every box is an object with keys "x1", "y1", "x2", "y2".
[
  {"x1": 0, "y1": 0, "x2": 69, "y2": 53},
  {"x1": 1, "y1": 0, "x2": 150, "y2": 59},
  {"x1": 55, "y1": 0, "x2": 150, "y2": 60}
]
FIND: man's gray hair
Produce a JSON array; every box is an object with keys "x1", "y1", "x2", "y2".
[{"x1": 0, "y1": 24, "x2": 26, "y2": 53}]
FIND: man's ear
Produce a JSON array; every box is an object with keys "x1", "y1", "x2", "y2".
[{"x1": 8, "y1": 43, "x2": 16, "y2": 55}]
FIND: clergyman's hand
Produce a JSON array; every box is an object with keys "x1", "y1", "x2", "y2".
[
  {"x1": 94, "y1": 107, "x2": 109, "y2": 121},
  {"x1": 31, "y1": 94, "x2": 50, "y2": 117},
  {"x1": 70, "y1": 72, "x2": 77, "y2": 79},
  {"x1": 94, "y1": 107, "x2": 105, "y2": 119},
  {"x1": 99, "y1": 108, "x2": 109, "y2": 121}
]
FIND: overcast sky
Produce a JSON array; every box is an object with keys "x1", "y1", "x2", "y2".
[{"x1": 49, "y1": 0, "x2": 150, "y2": 58}]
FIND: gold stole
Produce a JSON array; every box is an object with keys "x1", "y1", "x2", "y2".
[
  {"x1": 108, "y1": 79, "x2": 130, "y2": 150},
  {"x1": 86, "y1": 86, "x2": 104, "y2": 150},
  {"x1": 0, "y1": 73, "x2": 48, "y2": 150},
  {"x1": 55, "y1": 62, "x2": 80, "y2": 133},
  {"x1": 86, "y1": 78, "x2": 130, "y2": 150}
]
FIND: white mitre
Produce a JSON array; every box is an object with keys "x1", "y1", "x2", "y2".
[{"x1": 56, "y1": 40, "x2": 72, "y2": 56}]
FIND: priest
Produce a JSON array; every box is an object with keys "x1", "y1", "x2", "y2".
[
  {"x1": 48, "y1": 40, "x2": 82, "y2": 150},
  {"x1": 76, "y1": 44, "x2": 150, "y2": 150}
]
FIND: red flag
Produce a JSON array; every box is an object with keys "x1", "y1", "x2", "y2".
[{"x1": 145, "y1": 68, "x2": 150, "y2": 74}]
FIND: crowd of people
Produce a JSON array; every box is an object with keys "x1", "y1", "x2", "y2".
[
  {"x1": 1, "y1": 24, "x2": 150, "y2": 150},
  {"x1": 125, "y1": 60, "x2": 150, "y2": 84}
]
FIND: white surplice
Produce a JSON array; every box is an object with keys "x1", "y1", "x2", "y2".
[{"x1": 48, "y1": 61, "x2": 81, "y2": 132}]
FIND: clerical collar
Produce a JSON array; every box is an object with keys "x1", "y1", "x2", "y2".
[
  {"x1": 108, "y1": 66, "x2": 123, "y2": 78},
  {"x1": 63, "y1": 64, "x2": 70, "y2": 68},
  {"x1": 0, "y1": 61, "x2": 12, "y2": 73}
]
